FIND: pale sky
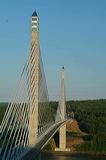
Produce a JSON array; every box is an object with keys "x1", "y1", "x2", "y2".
[{"x1": 0, "y1": 0, "x2": 106, "y2": 101}]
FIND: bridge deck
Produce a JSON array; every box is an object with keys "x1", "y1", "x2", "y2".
[{"x1": 21, "y1": 122, "x2": 65, "y2": 160}]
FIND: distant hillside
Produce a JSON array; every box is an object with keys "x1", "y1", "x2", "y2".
[
  {"x1": 0, "y1": 100, "x2": 106, "y2": 153},
  {"x1": 66, "y1": 99, "x2": 106, "y2": 153},
  {"x1": 0, "y1": 103, "x2": 8, "y2": 123},
  {"x1": 49, "y1": 99, "x2": 106, "y2": 153}
]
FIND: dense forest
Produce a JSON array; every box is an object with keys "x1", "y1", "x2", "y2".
[
  {"x1": 0, "y1": 103, "x2": 7, "y2": 123},
  {"x1": 50, "y1": 99, "x2": 106, "y2": 153},
  {"x1": 0, "y1": 99, "x2": 106, "y2": 153},
  {"x1": 67, "y1": 99, "x2": 106, "y2": 153}
]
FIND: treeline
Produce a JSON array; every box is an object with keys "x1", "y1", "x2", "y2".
[
  {"x1": 66, "y1": 99, "x2": 106, "y2": 153},
  {"x1": 0, "y1": 100, "x2": 106, "y2": 153},
  {"x1": 50, "y1": 99, "x2": 106, "y2": 153},
  {"x1": 0, "y1": 103, "x2": 8, "y2": 123},
  {"x1": 67, "y1": 99, "x2": 106, "y2": 134}
]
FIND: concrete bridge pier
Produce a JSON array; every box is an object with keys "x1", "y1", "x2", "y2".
[
  {"x1": 55, "y1": 67, "x2": 70, "y2": 152},
  {"x1": 28, "y1": 11, "x2": 39, "y2": 147}
]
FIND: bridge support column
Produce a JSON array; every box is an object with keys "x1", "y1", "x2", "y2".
[
  {"x1": 55, "y1": 67, "x2": 70, "y2": 152},
  {"x1": 59, "y1": 124, "x2": 66, "y2": 150},
  {"x1": 28, "y1": 11, "x2": 39, "y2": 147},
  {"x1": 55, "y1": 124, "x2": 70, "y2": 151}
]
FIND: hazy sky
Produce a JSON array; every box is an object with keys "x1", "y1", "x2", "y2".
[{"x1": 0, "y1": 0, "x2": 106, "y2": 101}]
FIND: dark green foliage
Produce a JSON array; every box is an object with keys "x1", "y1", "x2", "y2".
[
  {"x1": 76, "y1": 134, "x2": 106, "y2": 153},
  {"x1": 44, "y1": 142, "x2": 53, "y2": 150},
  {"x1": 49, "y1": 101, "x2": 58, "y2": 121},
  {"x1": 67, "y1": 99, "x2": 106, "y2": 153},
  {"x1": 66, "y1": 131, "x2": 83, "y2": 137},
  {"x1": 0, "y1": 103, "x2": 8, "y2": 124},
  {"x1": 83, "y1": 135, "x2": 93, "y2": 141},
  {"x1": 0, "y1": 100, "x2": 106, "y2": 153},
  {"x1": 67, "y1": 99, "x2": 106, "y2": 134},
  {"x1": 49, "y1": 99, "x2": 106, "y2": 153}
]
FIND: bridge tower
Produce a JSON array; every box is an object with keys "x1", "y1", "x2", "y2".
[
  {"x1": 55, "y1": 67, "x2": 70, "y2": 151},
  {"x1": 28, "y1": 11, "x2": 39, "y2": 147}
]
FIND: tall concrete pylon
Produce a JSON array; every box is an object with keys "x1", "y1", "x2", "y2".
[
  {"x1": 59, "y1": 67, "x2": 67, "y2": 150},
  {"x1": 55, "y1": 67, "x2": 70, "y2": 151},
  {"x1": 60, "y1": 66, "x2": 66, "y2": 121},
  {"x1": 28, "y1": 11, "x2": 39, "y2": 147}
]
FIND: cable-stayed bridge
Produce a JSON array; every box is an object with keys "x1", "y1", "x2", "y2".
[{"x1": 0, "y1": 11, "x2": 71, "y2": 160}]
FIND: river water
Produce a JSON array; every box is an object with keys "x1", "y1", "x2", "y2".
[{"x1": 37, "y1": 152, "x2": 106, "y2": 160}]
